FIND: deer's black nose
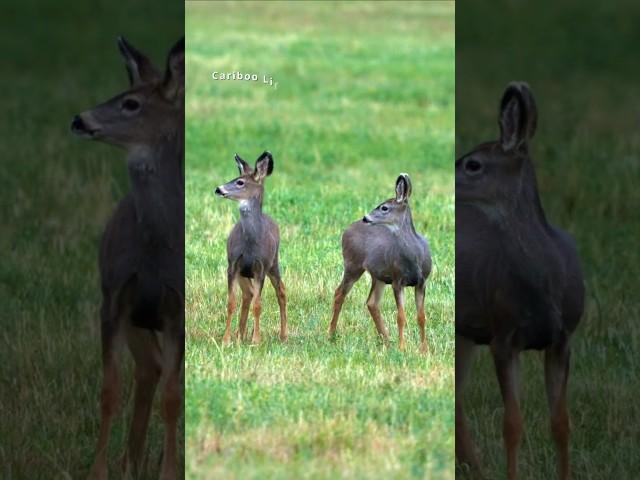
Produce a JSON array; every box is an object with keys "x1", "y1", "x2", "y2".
[
  {"x1": 362, "y1": 216, "x2": 371, "y2": 223},
  {"x1": 215, "y1": 187, "x2": 225, "y2": 197},
  {"x1": 71, "y1": 115, "x2": 85, "y2": 132}
]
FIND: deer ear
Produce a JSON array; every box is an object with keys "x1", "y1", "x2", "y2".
[
  {"x1": 254, "y1": 151, "x2": 274, "y2": 182},
  {"x1": 234, "y1": 153, "x2": 252, "y2": 175},
  {"x1": 395, "y1": 173, "x2": 412, "y2": 203},
  {"x1": 499, "y1": 82, "x2": 537, "y2": 151},
  {"x1": 117, "y1": 36, "x2": 160, "y2": 86},
  {"x1": 162, "y1": 37, "x2": 184, "y2": 103}
]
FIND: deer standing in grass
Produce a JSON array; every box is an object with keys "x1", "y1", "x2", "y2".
[
  {"x1": 71, "y1": 37, "x2": 184, "y2": 480},
  {"x1": 455, "y1": 83, "x2": 584, "y2": 480},
  {"x1": 215, "y1": 151, "x2": 287, "y2": 345},
  {"x1": 329, "y1": 174, "x2": 431, "y2": 353}
]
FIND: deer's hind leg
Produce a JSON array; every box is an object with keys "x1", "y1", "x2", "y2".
[
  {"x1": 122, "y1": 325, "x2": 162, "y2": 478},
  {"x1": 329, "y1": 267, "x2": 364, "y2": 337},
  {"x1": 223, "y1": 268, "x2": 237, "y2": 345},
  {"x1": 366, "y1": 277, "x2": 390, "y2": 346},
  {"x1": 268, "y1": 265, "x2": 288, "y2": 342},
  {"x1": 545, "y1": 339, "x2": 572, "y2": 480},
  {"x1": 414, "y1": 281, "x2": 428, "y2": 354},
  {"x1": 88, "y1": 291, "x2": 125, "y2": 480}
]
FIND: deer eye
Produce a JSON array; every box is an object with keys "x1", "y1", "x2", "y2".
[
  {"x1": 464, "y1": 159, "x2": 483, "y2": 175},
  {"x1": 121, "y1": 98, "x2": 141, "y2": 112},
  {"x1": 236, "y1": 179, "x2": 245, "y2": 187},
  {"x1": 380, "y1": 205, "x2": 389, "y2": 212}
]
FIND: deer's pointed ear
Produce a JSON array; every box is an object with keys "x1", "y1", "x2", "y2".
[
  {"x1": 234, "y1": 153, "x2": 252, "y2": 175},
  {"x1": 162, "y1": 37, "x2": 184, "y2": 104},
  {"x1": 395, "y1": 173, "x2": 412, "y2": 203},
  {"x1": 117, "y1": 36, "x2": 160, "y2": 86},
  {"x1": 254, "y1": 151, "x2": 274, "y2": 182},
  {"x1": 499, "y1": 82, "x2": 537, "y2": 151}
]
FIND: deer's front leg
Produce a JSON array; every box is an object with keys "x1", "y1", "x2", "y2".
[
  {"x1": 237, "y1": 278, "x2": 253, "y2": 342},
  {"x1": 250, "y1": 277, "x2": 265, "y2": 345},
  {"x1": 455, "y1": 335, "x2": 483, "y2": 476},
  {"x1": 268, "y1": 267, "x2": 287, "y2": 342},
  {"x1": 491, "y1": 339, "x2": 522, "y2": 480},
  {"x1": 88, "y1": 300, "x2": 124, "y2": 480},
  {"x1": 545, "y1": 340, "x2": 572, "y2": 480},
  {"x1": 159, "y1": 325, "x2": 184, "y2": 480},
  {"x1": 392, "y1": 284, "x2": 406, "y2": 350},
  {"x1": 223, "y1": 271, "x2": 236, "y2": 345}
]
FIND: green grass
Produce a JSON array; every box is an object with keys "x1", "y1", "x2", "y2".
[
  {"x1": 456, "y1": 1, "x2": 640, "y2": 479},
  {"x1": 0, "y1": 2, "x2": 183, "y2": 478},
  {"x1": 185, "y1": 2, "x2": 454, "y2": 479}
]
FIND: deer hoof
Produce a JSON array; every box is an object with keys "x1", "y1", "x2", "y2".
[
  {"x1": 280, "y1": 333, "x2": 288, "y2": 342},
  {"x1": 420, "y1": 342, "x2": 429, "y2": 355}
]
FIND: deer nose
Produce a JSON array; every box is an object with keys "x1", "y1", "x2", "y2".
[
  {"x1": 362, "y1": 216, "x2": 371, "y2": 223},
  {"x1": 71, "y1": 115, "x2": 85, "y2": 132},
  {"x1": 215, "y1": 186, "x2": 225, "y2": 197}
]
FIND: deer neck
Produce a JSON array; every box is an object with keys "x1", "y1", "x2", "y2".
[
  {"x1": 388, "y1": 207, "x2": 421, "y2": 251},
  {"x1": 126, "y1": 134, "x2": 184, "y2": 249},
  {"x1": 237, "y1": 196, "x2": 266, "y2": 242}
]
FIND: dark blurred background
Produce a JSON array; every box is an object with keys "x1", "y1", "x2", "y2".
[
  {"x1": 457, "y1": 1, "x2": 640, "y2": 478},
  {"x1": 0, "y1": 1, "x2": 183, "y2": 477}
]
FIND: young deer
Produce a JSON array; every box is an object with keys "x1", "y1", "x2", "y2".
[
  {"x1": 71, "y1": 37, "x2": 184, "y2": 480},
  {"x1": 215, "y1": 151, "x2": 287, "y2": 345},
  {"x1": 329, "y1": 174, "x2": 431, "y2": 353},
  {"x1": 455, "y1": 83, "x2": 584, "y2": 480}
]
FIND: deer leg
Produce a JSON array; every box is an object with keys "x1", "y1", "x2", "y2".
[
  {"x1": 222, "y1": 270, "x2": 236, "y2": 345},
  {"x1": 545, "y1": 340, "x2": 571, "y2": 480},
  {"x1": 414, "y1": 282, "x2": 428, "y2": 354},
  {"x1": 268, "y1": 268, "x2": 288, "y2": 342},
  {"x1": 122, "y1": 326, "x2": 162, "y2": 478},
  {"x1": 491, "y1": 339, "x2": 522, "y2": 480},
  {"x1": 237, "y1": 277, "x2": 253, "y2": 342},
  {"x1": 88, "y1": 300, "x2": 123, "y2": 480},
  {"x1": 455, "y1": 335, "x2": 483, "y2": 476},
  {"x1": 159, "y1": 322, "x2": 184, "y2": 480},
  {"x1": 366, "y1": 278, "x2": 390, "y2": 346},
  {"x1": 329, "y1": 268, "x2": 364, "y2": 337},
  {"x1": 392, "y1": 284, "x2": 407, "y2": 350},
  {"x1": 251, "y1": 276, "x2": 265, "y2": 345}
]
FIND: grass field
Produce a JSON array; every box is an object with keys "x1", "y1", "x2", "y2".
[
  {"x1": 185, "y1": 2, "x2": 454, "y2": 479},
  {"x1": 456, "y1": 2, "x2": 640, "y2": 478},
  {"x1": 0, "y1": 2, "x2": 183, "y2": 478}
]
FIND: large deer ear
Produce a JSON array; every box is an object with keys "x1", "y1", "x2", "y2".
[
  {"x1": 254, "y1": 151, "x2": 274, "y2": 182},
  {"x1": 234, "y1": 153, "x2": 252, "y2": 175},
  {"x1": 395, "y1": 173, "x2": 412, "y2": 203},
  {"x1": 162, "y1": 37, "x2": 184, "y2": 103},
  {"x1": 117, "y1": 36, "x2": 160, "y2": 86},
  {"x1": 499, "y1": 82, "x2": 537, "y2": 151}
]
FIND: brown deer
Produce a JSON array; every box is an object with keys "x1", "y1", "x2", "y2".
[
  {"x1": 214, "y1": 151, "x2": 287, "y2": 345},
  {"x1": 455, "y1": 83, "x2": 584, "y2": 480},
  {"x1": 329, "y1": 174, "x2": 431, "y2": 353},
  {"x1": 71, "y1": 36, "x2": 184, "y2": 480}
]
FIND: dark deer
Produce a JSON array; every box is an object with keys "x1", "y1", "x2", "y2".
[
  {"x1": 71, "y1": 37, "x2": 184, "y2": 480},
  {"x1": 455, "y1": 83, "x2": 584, "y2": 480},
  {"x1": 214, "y1": 151, "x2": 287, "y2": 345},
  {"x1": 329, "y1": 174, "x2": 431, "y2": 353}
]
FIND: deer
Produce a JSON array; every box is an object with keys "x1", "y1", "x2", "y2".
[
  {"x1": 329, "y1": 174, "x2": 431, "y2": 353},
  {"x1": 455, "y1": 82, "x2": 584, "y2": 480},
  {"x1": 71, "y1": 36, "x2": 184, "y2": 480},
  {"x1": 214, "y1": 151, "x2": 288, "y2": 345}
]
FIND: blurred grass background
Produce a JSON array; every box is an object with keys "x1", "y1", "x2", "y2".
[
  {"x1": 0, "y1": 2, "x2": 183, "y2": 478},
  {"x1": 456, "y1": 1, "x2": 640, "y2": 478},
  {"x1": 185, "y1": 1, "x2": 454, "y2": 479}
]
